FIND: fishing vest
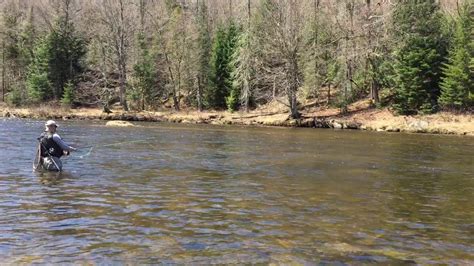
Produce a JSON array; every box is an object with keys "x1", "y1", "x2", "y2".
[{"x1": 38, "y1": 133, "x2": 64, "y2": 158}]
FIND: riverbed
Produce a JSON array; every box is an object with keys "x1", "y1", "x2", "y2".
[{"x1": 0, "y1": 118, "x2": 473, "y2": 264}]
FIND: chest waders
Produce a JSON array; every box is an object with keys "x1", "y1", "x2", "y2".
[{"x1": 35, "y1": 134, "x2": 64, "y2": 171}]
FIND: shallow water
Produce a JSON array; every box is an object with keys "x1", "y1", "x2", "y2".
[{"x1": 0, "y1": 118, "x2": 473, "y2": 264}]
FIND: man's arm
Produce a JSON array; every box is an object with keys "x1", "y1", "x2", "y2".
[{"x1": 52, "y1": 134, "x2": 76, "y2": 152}]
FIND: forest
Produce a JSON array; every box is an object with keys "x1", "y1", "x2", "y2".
[{"x1": 0, "y1": 0, "x2": 472, "y2": 118}]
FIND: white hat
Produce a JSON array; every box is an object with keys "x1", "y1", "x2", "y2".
[{"x1": 45, "y1": 120, "x2": 58, "y2": 127}]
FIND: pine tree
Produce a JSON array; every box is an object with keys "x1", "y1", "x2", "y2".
[
  {"x1": 26, "y1": 37, "x2": 51, "y2": 103},
  {"x1": 26, "y1": 14, "x2": 86, "y2": 103},
  {"x1": 229, "y1": 30, "x2": 254, "y2": 112},
  {"x1": 132, "y1": 33, "x2": 156, "y2": 110},
  {"x1": 208, "y1": 22, "x2": 240, "y2": 109},
  {"x1": 392, "y1": 0, "x2": 447, "y2": 114},
  {"x1": 439, "y1": 2, "x2": 473, "y2": 110},
  {"x1": 48, "y1": 16, "x2": 87, "y2": 100},
  {"x1": 195, "y1": 0, "x2": 212, "y2": 111},
  {"x1": 61, "y1": 80, "x2": 74, "y2": 107},
  {"x1": 2, "y1": 3, "x2": 36, "y2": 105}
]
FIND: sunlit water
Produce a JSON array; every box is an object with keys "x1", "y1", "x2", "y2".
[{"x1": 0, "y1": 118, "x2": 473, "y2": 264}]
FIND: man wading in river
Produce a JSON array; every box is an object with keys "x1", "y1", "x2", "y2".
[{"x1": 34, "y1": 120, "x2": 76, "y2": 171}]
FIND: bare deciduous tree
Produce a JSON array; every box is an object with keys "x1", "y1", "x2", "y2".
[
  {"x1": 97, "y1": 0, "x2": 134, "y2": 110},
  {"x1": 254, "y1": 0, "x2": 306, "y2": 118}
]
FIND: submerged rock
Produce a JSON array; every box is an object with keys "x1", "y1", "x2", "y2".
[{"x1": 105, "y1": 120, "x2": 135, "y2": 127}]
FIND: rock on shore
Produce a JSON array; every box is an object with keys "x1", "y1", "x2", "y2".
[{"x1": 105, "y1": 120, "x2": 135, "y2": 127}]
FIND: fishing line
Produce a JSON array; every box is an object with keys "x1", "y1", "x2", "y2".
[{"x1": 72, "y1": 137, "x2": 158, "y2": 159}]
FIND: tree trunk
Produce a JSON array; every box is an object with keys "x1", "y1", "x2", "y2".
[
  {"x1": 173, "y1": 85, "x2": 180, "y2": 111},
  {"x1": 119, "y1": 61, "x2": 128, "y2": 111},
  {"x1": 197, "y1": 76, "x2": 202, "y2": 112},
  {"x1": 141, "y1": 95, "x2": 144, "y2": 111},
  {"x1": 247, "y1": 0, "x2": 251, "y2": 29},
  {"x1": 118, "y1": 0, "x2": 128, "y2": 111},
  {"x1": 371, "y1": 80, "x2": 380, "y2": 104},
  {"x1": 327, "y1": 83, "x2": 331, "y2": 105},
  {"x1": 176, "y1": 74, "x2": 181, "y2": 111},
  {"x1": 288, "y1": 90, "x2": 299, "y2": 118},
  {"x1": 243, "y1": 0, "x2": 251, "y2": 113},
  {"x1": 288, "y1": 57, "x2": 300, "y2": 119},
  {"x1": 1, "y1": 41, "x2": 5, "y2": 102},
  {"x1": 272, "y1": 76, "x2": 276, "y2": 100},
  {"x1": 313, "y1": 0, "x2": 320, "y2": 100},
  {"x1": 366, "y1": 0, "x2": 379, "y2": 105}
]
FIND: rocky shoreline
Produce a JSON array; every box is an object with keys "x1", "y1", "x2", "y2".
[{"x1": 1, "y1": 106, "x2": 473, "y2": 136}]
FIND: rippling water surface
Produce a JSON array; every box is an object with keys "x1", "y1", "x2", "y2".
[{"x1": 0, "y1": 118, "x2": 473, "y2": 264}]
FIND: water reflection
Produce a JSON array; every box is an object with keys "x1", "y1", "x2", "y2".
[{"x1": 35, "y1": 171, "x2": 75, "y2": 186}]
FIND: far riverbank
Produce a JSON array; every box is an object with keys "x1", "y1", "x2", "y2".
[{"x1": 1, "y1": 101, "x2": 473, "y2": 136}]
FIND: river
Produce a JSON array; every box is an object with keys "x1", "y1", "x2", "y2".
[{"x1": 0, "y1": 118, "x2": 473, "y2": 264}]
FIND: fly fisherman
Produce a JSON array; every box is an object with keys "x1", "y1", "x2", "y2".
[{"x1": 36, "y1": 120, "x2": 77, "y2": 171}]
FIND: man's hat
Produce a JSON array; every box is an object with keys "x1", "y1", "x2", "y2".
[{"x1": 45, "y1": 120, "x2": 58, "y2": 127}]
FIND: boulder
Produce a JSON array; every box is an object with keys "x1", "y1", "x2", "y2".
[
  {"x1": 288, "y1": 119, "x2": 298, "y2": 127},
  {"x1": 331, "y1": 120, "x2": 343, "y2": 129},
  {"x1": 345, "y1": 122, "x2": 361, "y2": 130},
  {"x1": 314, "y1": 118, "x2": 330, "y2": 128},
  {"x1": 408, "y1": 120, "x2": 429, "y2": 133},
  {"x1": 105, "y1": 120, "x2": 135, "y2": 127},
  {"x1": 300, "y1": 118, "x2": 315, "y2": 127}
]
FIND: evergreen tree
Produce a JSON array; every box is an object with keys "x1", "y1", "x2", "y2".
[
  {"x1": 19, "y1": 6, "x2": 36, "y2": 67},
  {"x1": 26, "y1": 15, "x2": 86, "y2": 103},
  {"x1": 26, "y1": 37, "x2": 51, "y2": 103},
  {"x1": 439, "y1": 2, "x2": 474, "y2": 110},
  {"x1": 208, "y1": 22, "x2": 240, "y2": 109},
  {"x1": 48, "y1": 16, "x2": 87, "y2": 100},
  {"x1": 132, "y1": 33, "x2": 156, "y2": 111},
  {"x1": 2, "y1": 4, "x2": 36, "y2": 105},
  {"x1": 392, "y1": 0, "x2": 447, "y2": 114},
  {"x1": 229, "y1": 30, "x2": 254, "y2": 112},
  {"x1": 61, "y1": 80, "x2": 74, "y2": 107},
  {"x1": 195, "y1": 0, "x2": 212, "y2": 111}
]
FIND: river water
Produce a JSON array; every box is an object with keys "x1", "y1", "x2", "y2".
[{"x1": 0, "y1": 118, "x2": 473, "y2": 264}]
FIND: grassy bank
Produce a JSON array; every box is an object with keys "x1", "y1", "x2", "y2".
[{"x1": 1, "y1": 101, "x2": 473, "y2": 136}]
